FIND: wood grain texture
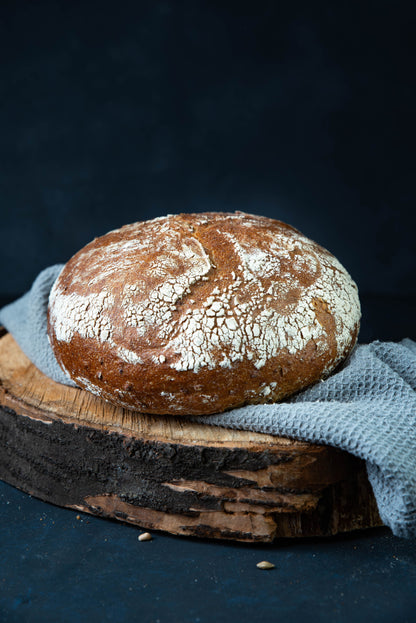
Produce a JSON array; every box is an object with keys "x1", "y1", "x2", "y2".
[{"x1": 0, "y1": 332, "x2": 382, "y2": 542}]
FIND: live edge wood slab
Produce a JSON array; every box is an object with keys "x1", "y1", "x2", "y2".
[{"x1": 0, "y1": 330, "x2": 382, "y2": 542}]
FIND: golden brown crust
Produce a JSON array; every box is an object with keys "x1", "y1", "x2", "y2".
[{"x1": 47, "y1": 212, "x2": 361, "y2": 415}]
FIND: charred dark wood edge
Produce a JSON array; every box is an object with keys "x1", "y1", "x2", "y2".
[
  {"x1": 0, "y1": 401, "x2": 382, "y2": 541},
  {"x1": 0, "y1": 403, "x2": 310, "y2": 510}
]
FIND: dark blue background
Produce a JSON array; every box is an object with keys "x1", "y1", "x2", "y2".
[
  {"x1": 1, "y1": 3, "x2": 416, "y2": 621},
  {"x1": 0, "y1": 0, "x2": 415, "y2": 340}
]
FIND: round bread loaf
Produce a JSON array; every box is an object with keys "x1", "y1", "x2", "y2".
[{"x1": 47, "y1": 212, "x2": 361, "y2": 416}]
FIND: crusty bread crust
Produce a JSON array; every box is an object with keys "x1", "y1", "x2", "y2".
[{"x1": 47, "y1": 212, "x2": 360, "y2": 415}]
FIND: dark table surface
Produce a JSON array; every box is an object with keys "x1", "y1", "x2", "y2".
[{"x1": 1, "y1": 480, "x2": 416, "y2": 623}]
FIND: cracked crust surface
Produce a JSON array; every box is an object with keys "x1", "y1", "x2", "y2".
[{"x1": 47, "y1": 212, "x2": 361, "y2": 415}]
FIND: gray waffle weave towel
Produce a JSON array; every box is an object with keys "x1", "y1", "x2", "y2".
[{"x1": 1, "y1": 265, "x2": 415, "y2": 538}]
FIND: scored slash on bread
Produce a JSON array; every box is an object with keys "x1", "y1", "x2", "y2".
[{"x1": 47, "y1": 212, "x2": 360, "y2": 415}]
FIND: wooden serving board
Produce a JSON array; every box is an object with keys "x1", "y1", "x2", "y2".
[{"x1": 0, "y1": 330, "x2": 382, "y2": 542}]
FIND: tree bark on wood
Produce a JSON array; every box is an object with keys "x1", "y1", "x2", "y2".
[{"x1": 0, "y1": 332, "x2": 382, "y2": 542}]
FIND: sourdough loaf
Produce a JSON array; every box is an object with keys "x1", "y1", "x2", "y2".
[{"x1": 47, "y1": 212, "x2": 361, "y2": 415}]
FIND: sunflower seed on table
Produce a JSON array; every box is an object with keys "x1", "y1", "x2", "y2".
[{"x1": 256, "y1": 561, "x2": 275, "y2": 570}]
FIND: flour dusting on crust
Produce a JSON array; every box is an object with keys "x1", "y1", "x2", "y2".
[{"x1": 48, "y1": 212, "x2": 361, "y2": 415}]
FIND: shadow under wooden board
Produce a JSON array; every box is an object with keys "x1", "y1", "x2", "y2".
[{"x1": 0, "y1": 330, "x2": 382, "y2": 542}]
